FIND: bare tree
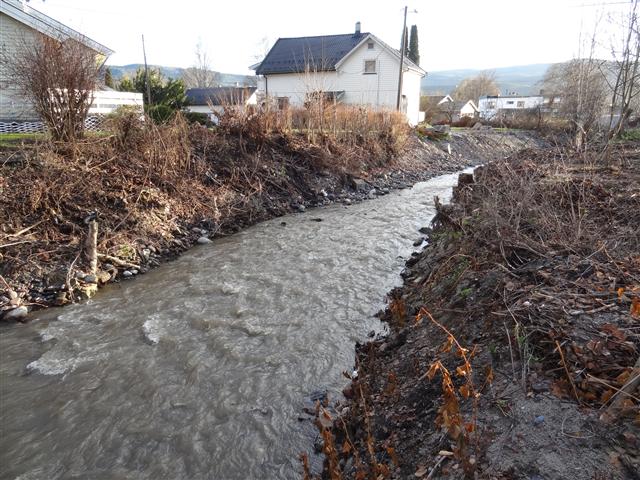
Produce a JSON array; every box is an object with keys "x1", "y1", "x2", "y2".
[
  {"x1": 4, "y1": 33, "x2": 102, "y2": 142},
  {"x1": 542, "y1": 59, "x2": 607, "y2": 147},
  {"x1": 452, "y1": 71, "x2": 500, "y2": 103},
  {"x1": 182, "y1": 41, "x2": 218, "y2": 88},
  {"x1": 252, "y1": 36, "x2": 273, "y2": 64},
  {"x1": 605, "y1": 0, "x2": 640, "y2": 138}
]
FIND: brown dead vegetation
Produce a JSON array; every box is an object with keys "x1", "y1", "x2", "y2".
[
  {"x1": 318, "y1": 141, "x2": 640, "y2": 479},
  {"x1": 0, "y1": 106, "x2": 409, "y2": 314}
]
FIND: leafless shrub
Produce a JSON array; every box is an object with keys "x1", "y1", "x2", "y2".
[
  {"x1": 4, "y1": 33, "x2": 102, "y2": 142},
  {"x1": 541, "y1": 59, "x2": 608, "y2": 146}
]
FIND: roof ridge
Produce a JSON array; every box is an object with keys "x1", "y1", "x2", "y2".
[{"x1": 276, "y1": 32, "x2": 370, "y2": 41}]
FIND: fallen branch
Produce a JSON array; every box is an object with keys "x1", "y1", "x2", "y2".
[{"x1": 97, "y1": 253, "x2": 140, "y2": 270}]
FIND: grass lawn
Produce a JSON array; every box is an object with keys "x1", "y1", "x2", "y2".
[{"x1": 0, "y1": 133, "x2": 44, "y2": 148}]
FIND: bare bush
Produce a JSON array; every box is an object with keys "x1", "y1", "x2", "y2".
[
  {"x1": 213, "y1": 102, "x2": 409, "y2": 171},
  {"x1": 5, "y1": 33, "x2": 102, "y2": 142},
  {"x1": 541, "y1": 59, "x2": 608, "y2": 146},
  {"x1": 605, "y1": 0, "x2": 640, "y2": 138}
]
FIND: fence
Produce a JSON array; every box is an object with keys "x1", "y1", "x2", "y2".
[{"x1": 0, "y1": 90, "x2": 143, "y2": 134}]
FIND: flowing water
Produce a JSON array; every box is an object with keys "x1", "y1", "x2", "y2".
[{"x1": 0, "y1": 172, "x2": 465, "y2": 480}]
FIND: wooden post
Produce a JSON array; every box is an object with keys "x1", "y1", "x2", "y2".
[{"x1": 85, "y1": 219, "x2": 98, "y2": 275}]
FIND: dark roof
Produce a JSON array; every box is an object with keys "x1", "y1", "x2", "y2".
[
  {"x1": 255, "y1": 33, "x2": 369, "y2": 75},
  {"x1": 185, "y1": 87, "x2": 257, "y2": 106}
]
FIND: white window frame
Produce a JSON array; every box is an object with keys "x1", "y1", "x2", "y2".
[{"x1": 363, "y1": 59, "x2": 377, "y2": 74}]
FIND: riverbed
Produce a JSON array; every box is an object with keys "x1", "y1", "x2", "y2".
[{"x1": 0, "y1": 171, "x2": 465, "y2": 480}]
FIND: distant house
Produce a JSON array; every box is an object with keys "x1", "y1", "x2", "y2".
[
  {"x1": 185, "y1": 86, "x2": 257, "y2": 123},
  {"x1": 0, "y1": 0, "x2": 142, "y2": 132},
  {"x1": 422, "y1": 96, "x2": 478, "y2": 124},
  {"x1": 252, "y1": 22, "x2": 426, "y2": 125},
  {"x1": 478, "y1": 94, "x2": 544, "y2": 119}
]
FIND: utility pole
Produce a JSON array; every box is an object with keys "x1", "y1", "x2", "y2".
[
  {"x1": 142, "y1": 34, "x2": 152, "y2": 108},
  {"x1": 396, "y1": 6, "x2": 408, "y2": 111}
]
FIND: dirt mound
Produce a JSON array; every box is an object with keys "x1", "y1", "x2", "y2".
[{"x1": 314, "y1": 142, "x2": 640, "y2": 479}]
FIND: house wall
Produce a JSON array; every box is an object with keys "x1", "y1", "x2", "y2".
[
  {"x1": 88, "y1": 90, "x2": 143, "y2": 115},
  {"x1": 0, "y1": 11, "x2": 38, "y2": 120},
  {"x1": 186, "y1": 105, "x2": 224, "y2": 123},
  {"x1": 258, "y1": 37, "x2": 424, "y2": 125},
  {"x1": 1, "y1": 10, "x2": 111, "y2": 122},
  {"x1": 478, "y1": 95, "x2": 544, "y2": 119},
  {"x1": 460, "y1": 102, "x2": 477, "y2": 117}
]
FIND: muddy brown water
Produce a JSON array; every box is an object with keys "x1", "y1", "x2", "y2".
[{"x1": 0, "y1": 171, "x2": 467, "y2": 480}]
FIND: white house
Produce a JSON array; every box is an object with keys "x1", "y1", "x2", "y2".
[
  {"x1": 0, "y1": 0, "x2": 142, "y2": 132},
  {"x1": 185, "y1": 86, "x2": 257, "y2": 123},
  {"x1": 478, "y1": 95, "x2": 544, "y2": 119},
  {"x1": 252, "y1": 23, "x2": 426, "y2": 125}
]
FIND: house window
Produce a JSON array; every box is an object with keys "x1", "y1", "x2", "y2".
[
  {"x1": 276, "y1": 97, "x2": 290, "y2": 110},
  {"x1": 506, "y1": 101, "x2": 514, "y2": 105},
  {"x1": 487, "y1": 101, "x2": 496, "y2": 109},
  {"x1": 517, "y1": 101, "x2": 525, "y2": 108},
  {"x1": 367, "y1": 41, "x2": 374, "y2": 50},
  {"x1": 364, "y1": 60, "x2": 376, "y2": 74}
]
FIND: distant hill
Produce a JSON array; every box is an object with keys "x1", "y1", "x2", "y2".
[
  {"x1": 106, "y1": 64, "x2": 257, "y2": 87},
  {"x1": 422, "y1": 63, "x2": 553, "y2": 96}
]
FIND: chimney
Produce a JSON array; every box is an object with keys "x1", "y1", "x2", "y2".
[{"x1": 355, "y1": 21, "x2": 361, "y2": 34}]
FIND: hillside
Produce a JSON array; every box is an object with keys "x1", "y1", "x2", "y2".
[
  {"x1": 106, "y1": 64, "x2": 257, "y2": 87},
  {"x1": 422, "y1": 63, "x2": 552, "y2": 95}
]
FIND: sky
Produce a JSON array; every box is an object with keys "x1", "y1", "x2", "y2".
[{"x1": 26, "y1": 0, "x2": 633, "y2": 74}]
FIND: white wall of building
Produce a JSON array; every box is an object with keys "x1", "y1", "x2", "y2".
[
  {"x1": 257, "y1": 36, "x2": 424, "y2": 125},
  {"x1": 89, "y1": 91, "x2": 143, "y2": 115},
  {"x1": 478, "y1": 95, "x2": 544, "y2": 119}
]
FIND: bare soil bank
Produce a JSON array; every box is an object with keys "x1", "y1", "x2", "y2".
[
  {"x1": 1, "y1": 127, "x2": 540, "y2": 319},
  {"x1": 317, "y1": 142, "x2": 640, "y2": 479}
]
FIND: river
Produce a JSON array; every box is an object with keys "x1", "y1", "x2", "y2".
[{"x1": 0, "y1": 171, "x2": 465, "y2": 480}]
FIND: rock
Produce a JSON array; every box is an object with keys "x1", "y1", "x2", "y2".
[
  {"x1": 122, "y1": 270, "x2": 133, "y2": 278},
  {"x1": 296, "y1": 204, "x2": 306, "y2": 212},
  {"x1": 350, "y1": 178, "x2": 369, "y2": 192},
  {"x1": 381, "y1": 187, "x2": 390, "y2": 194},
  {"x1": 433, "y1": 124, "x2": 451, "y2": 135},
  {"x1": 533, "y1": 415, "x2": 545, "y2": 426},
  {"x1": 83, "y1": 274, "x2": 98, "y2": 284},
  {"x1": 3, "y1": 306, "x2": 28, "y2": 321},
  {"x1": 343, "y1": 198, "x2": 352, "y2": 205},
  {"x1": 191, "y1": 227, "x2": 203, "y2": 234},
  {"x1": 8, "y1": 290, "x2": 18, "y2": 300},
  {"x1": 413, "y1": 238, "x2": 424, "y2": 247},
  {"x1": 96, "y1": 270, "x2": 112, "y2": 284},
  {"x1": 280, "y1": 222, "x2": 287, "y2": 226},
  {"x1": 130, "y1": 269, "x2": 139, "y2": 275},
  {"x1": 531, "y1": 381, "x2": 550, "y2": 393},
  {"x1": 367, "y1": 189, "x2": 377, "y2": 199},
  {"x1": 54, "y1": 291, "x2": 68, "y2": 305},
  {"x1": 197, "y1": 236, "x2": 212, "y2": 245},
  {"x1": 0, "y1": 296, "x2": 9, "y2": 304},
  {"x1": 342, "y1": 385, "x2": 354, "y2": 399}
]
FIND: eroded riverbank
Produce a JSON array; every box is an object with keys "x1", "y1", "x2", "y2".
[{"x1": 325, "y1": 142, "x2": 640, "y2": 479}]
